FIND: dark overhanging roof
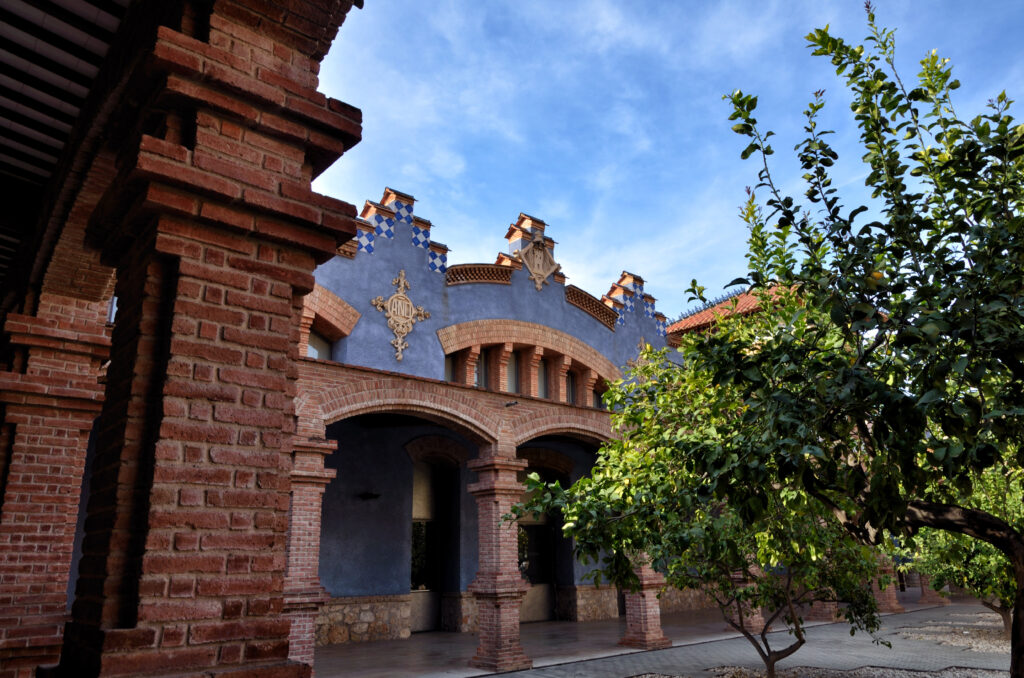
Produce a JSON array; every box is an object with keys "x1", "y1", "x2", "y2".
[{"x1": 0, "y1": 0, "x2": 128, "y2": 295}]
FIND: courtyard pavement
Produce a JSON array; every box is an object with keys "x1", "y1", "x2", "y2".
[{"x1": 314, "y1": 594, "x2": 1010, "y2": 677}]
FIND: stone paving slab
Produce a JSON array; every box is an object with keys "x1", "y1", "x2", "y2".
[
  {"x1": 502, "y1": 603, "x2": 1009, "y2": 678},
  {"x1": 315, "y1": 600, "x2": 1009, "y2": 678}
]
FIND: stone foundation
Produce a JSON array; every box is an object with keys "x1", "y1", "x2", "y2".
[
  {"x1": 316, "y1": 594, "x2": 412, "y2": 645},
  {"x1": 556, "y1": 584, "x2": 620, "y2": 621},
  {"x1": 441, "y1": 592, "x2": 478, "y2": 632},
  {"x1": 658, "y1": 586, "x2": 716, "y2": 613}
]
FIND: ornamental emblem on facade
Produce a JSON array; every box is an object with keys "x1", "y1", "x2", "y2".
[
  {"x1": 372, "y1": 269, "x2": 430, "y2": 361},
  {"x1": 515, "y1": 230, "x2": 561, "y2": 291}
]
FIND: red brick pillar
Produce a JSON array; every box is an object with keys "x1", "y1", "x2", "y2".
[
  {"x1": 522, "y1": 347, "x2": 543, "y2": 398},
  {"x1": 0, "y1": 295, "x2": 110, "y2": 674},
  {"x1": 917, "y1": 574, "x2": 950, "y2": 606},
  {"x1": 48, "y1": 2, "x2": 363, "y2": 676},
  {"x1": 805, "y1": 600, "x2": 840, "y2": 621},
  {"x1": 619, "y1": 563, "x2": 670, "y2": 650},
  {"x1": 493, "y1": 343, "x2": 513, "y2": 393},
  {"x1": 467, "y1": 434, "x2": 531, "y2": 672},
  {"x1": 871, "y1": 558, "x2": 905, "y2": 614},
  {"x1": 581, "y1": 368, "x2": 599, "y2": 408},
  {"x1": 298, "y1": 308, "x2": 316, "y2": 359},
  {"x1": 284, "y1": 437, "x2": 337, "y2": 672},
  {"x1": 551, "y1": 355, "x2": 571, "y2": 404},
  {"x1": 459, "y1": 346, "x2": 481, "y2": 388}
]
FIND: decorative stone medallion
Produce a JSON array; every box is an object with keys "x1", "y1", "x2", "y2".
[
  {"x1": 515, "y1": 230, "x2": 561, "y2": 291},
  {"x1": 372, "y1": 269, "x2": 430, "y2": 361}
]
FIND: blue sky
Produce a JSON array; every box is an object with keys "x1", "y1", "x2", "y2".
[{"x1": 313, "y1": 1, "x2": 1024, "y2": 321}]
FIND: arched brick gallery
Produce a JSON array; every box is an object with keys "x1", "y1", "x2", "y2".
[{"x1": 286, "y1": 361, "x2": 632, "y2": 671}]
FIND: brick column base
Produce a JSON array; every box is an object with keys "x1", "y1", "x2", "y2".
[
  {"x1": 804, "y1": 600, "x2": 840, "y2": 622},
  {"x1": 619, "y1": 565, "x2": 670, "y2": 650},
  {"x1": 467, "y1": 583, "x2": 531, "y2": 671},
  {"x1": 917, "y1": 575, "x2": 950, "y2": 606},
  {"x1": 872, "y1": 573, "x2": 905, "y2": 614}
]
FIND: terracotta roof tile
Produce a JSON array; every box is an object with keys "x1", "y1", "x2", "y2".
[{"x1": 667, "y1": 291, "x2": 761, "y2": 336}]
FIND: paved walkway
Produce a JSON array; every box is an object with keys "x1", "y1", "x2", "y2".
[{"x1": 315, "y1": 596, "x2": 1010, "y2": 677}]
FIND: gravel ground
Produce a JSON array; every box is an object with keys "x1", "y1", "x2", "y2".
[
  {"x1": 894, "y1": 612, "x2": 1009, "y2": 654},
  {"x1": 632, "y1": 669, "x2": 1007, "y2": 678},
  {"x1": 629, "y1": 610, "x2": 1011, "y2": 677}
]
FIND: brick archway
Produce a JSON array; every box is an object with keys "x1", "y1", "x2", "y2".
[
  {"x1": 511, "y1": 411, "x2": 612, "y2": 447},
  {"x1": 314, "y1": 382, "x2": 500, "y2": 444}
]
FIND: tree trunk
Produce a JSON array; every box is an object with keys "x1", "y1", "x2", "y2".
[
  {"x1": 981, "y1": 599, "x2": 1013, "y2": 638},
  {"x1": 903, "y1": 501, "x2": 1024, "y2": 678},
  {"x1": 1012, "y1": 580, "x2": 1024, "y2": 678}
]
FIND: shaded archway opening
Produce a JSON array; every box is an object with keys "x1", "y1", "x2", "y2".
[
  {"x1": 316, "y1": 412, "x2": 477, "y2": 646},
  {"x1": 516, "y1": 435, "x2": 616, "y2": 624}
]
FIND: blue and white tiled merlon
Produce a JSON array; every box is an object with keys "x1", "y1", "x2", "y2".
[
  {"x1": 356, "y1": 226, "x2": 375, "y2": 253},
  {"x1": 427, "y1": 248, "x2": 447, "y2": 273},
  {"x1": 411, "y1": 225, "x2": 430, "y2": 249}
]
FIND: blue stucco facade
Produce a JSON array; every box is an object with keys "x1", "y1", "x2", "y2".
[{"x1": 313, "y1": 189, "x2": 670, "y2": 377}]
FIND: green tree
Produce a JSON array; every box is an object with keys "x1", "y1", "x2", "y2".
[
  {"x1": 528, "y1": 5, "x2": 1024, "y2": 676},
  {"x1": 518, "y1": 348, "x2": 882, "y2": 678},
  {"x1": 705, "y1": 7, "x2": 1024, "y2": 673},
  {"x1": 902, "y1": 464, "x2": 1023, "y2": 637}
]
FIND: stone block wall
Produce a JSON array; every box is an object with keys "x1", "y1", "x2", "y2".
[
  {"x1": 658, "y1": 586, "x2": 717, "y2": 613},
  {"x1": 316, "y1": 595, "x2": 411, "y2": 645},
  {"x1": 441, "y1": 592, "x2": 477, "y2": 633},
  {"x1": 556, "y1": 585, "x2": 619, "y2": 621}
]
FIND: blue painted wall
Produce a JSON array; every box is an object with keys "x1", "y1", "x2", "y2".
[{"x1": 314, "y1": 192, "x2": 669, "y2": 378}]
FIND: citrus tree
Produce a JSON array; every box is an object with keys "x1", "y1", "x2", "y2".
[
  {"x1": 702, "y1": 7, "x2": 1024, "y2": 673},
  {"x1": 526, "y1": 5, "x2": 1024, "y2": 675}
]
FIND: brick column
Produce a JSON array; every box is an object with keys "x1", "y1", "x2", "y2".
[
  {"x1": 0, "y1": 295, "x2": 110, "y2": 674},
  {"x1": 581, "y1": 368, "x2": 599, "y2": 408},
  {"x1": 871, "y1": 558, "x2": 905, "y2": 613},
  {"x1": 284, "y1": 437, "x2": 337, "y2": 672},
  {"x1": 466, "y1": 433, "x2": 531, "y2": 672},
  {"x1": 550, "y1": 355, "x2": 571, "y2": 404},
  {"x1": 917, "y1": 574, "x2": 950, "y2": 606},
  {"x1": 297, "y1": 308, "x2": 316, "y2": 359},
  {"x1": 48, "y1": 2, "x2": 363, "y2": 676},
  {"x1": 492, "y1": 343, "x2": 513, "y2": 393},
  {"x1": 458, "y1": 346, "x2": 481, "y2": 388},
  {"x1": 619, "y1": 563, "x2": 670, "y2": 650},
  {"x1": 522, "y1": 347, "x2": 543, "y2": 398},
  {"x1": 805, "y1": 600, "x2": 839, "y2": 621}
]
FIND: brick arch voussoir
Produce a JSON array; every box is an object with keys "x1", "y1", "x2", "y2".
[
  {"x1": 512, "y1": 412, "x2": 612, "y2": 448},
  {"x1": 317, "y1": 385, "x2": 498, "y2": 444}
]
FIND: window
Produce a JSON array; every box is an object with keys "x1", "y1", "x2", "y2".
[
  {"x1": 444, "y1": 354, "x2": 456, "y2": 382},
  {"x1": 307, "y1": 331, "x2": 332, "y2": 360},
  {"x1": 537, "y1": 359, "x2": 548, "y2": 398},
  {"x1": 594, "y1": 389, "x2": 605, "y2": 409},
  {"x1": 565, "y1": 371, "x2": 577, "y2": 404},
  {"x1": 507, "y1": 351, "x2": 519, "y2": 393}
]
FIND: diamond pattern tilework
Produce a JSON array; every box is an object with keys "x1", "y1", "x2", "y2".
[
  {"x1": 644, "y1": 300, "x2": 655, "y2": 318},
  {"x1": 656, "y1": 318, "x2": 667, "y2": 336},
  {"x1": 392, "y1": 200, "x2": 414, "y2": 224},
  {"x1": 428, "y1": 250, "x2": 447, "y2": 273},
  {"x1": 357, "y1": 229, "x2": 375, "y2": 254},
  {"x1": 371, "y1": 213, "x2": 395, "y2": 238},
  {"x1": 617, "y1": 311, "x2": 626, "y2": 326},
  {"x1": 623, "y1": 295, "x2": 635, "y2": 313},
  {"x1": 411, "y1": 226, "x2": 430, "y2": 248}
]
